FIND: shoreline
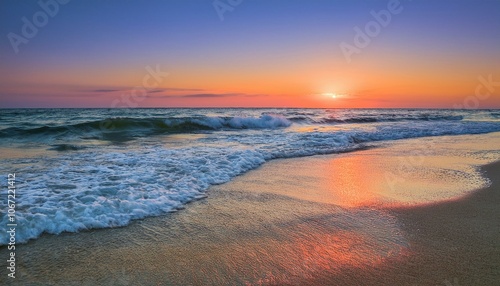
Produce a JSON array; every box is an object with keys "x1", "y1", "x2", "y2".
[
  {"x1": 388, "y1": 161, "x2": 500, "y2": 284},
  {"x1": 1, "y1": 133, "x2": 500, "y2": 285}
]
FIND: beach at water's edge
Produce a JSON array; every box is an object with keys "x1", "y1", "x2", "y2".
[{"x1": 1, "y1": 133, "x2": 499, "y2": 285}]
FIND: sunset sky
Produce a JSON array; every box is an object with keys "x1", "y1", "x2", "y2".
[{"x1": 1, "y1": 0, "x2": 499, "y2": 108}]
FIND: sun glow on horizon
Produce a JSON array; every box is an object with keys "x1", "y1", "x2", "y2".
[{"x1": 322, "y1": 93, "x2": 344, "y2": 99}]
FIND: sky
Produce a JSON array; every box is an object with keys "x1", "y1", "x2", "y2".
[{"x1": 0, "y1": 0, "x2": 499, "y2": 108}]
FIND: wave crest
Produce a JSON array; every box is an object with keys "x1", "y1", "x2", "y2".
[{"x1": 0, "y1": 115, "x2": 292, "y2": 141}]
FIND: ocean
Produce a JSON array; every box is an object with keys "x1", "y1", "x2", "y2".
[{"x1": 1, "y1": 108, "x2": 500, "y2": 245}]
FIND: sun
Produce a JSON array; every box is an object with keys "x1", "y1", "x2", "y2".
[{"x1": 322, "y1": 92, "x2": 338, "y2": 99}]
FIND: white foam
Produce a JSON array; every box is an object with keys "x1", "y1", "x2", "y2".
[
  {"x1": 167, "y1": 114, "x2": 292, "y2": 130},
  {"x1": 0, "y1": 148, "x2": 266, "y2": 244}
]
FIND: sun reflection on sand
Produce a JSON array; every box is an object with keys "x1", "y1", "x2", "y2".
[
  {"x1": 138, "y1": 204, "x2": 408, "y2": 285},
  {"x1": 224, "y1": 152, "x2": 384, "y2": 208},
  {"x1": 323, "y1": 155, "x2": 383, "y2": 207},
  {"x1": 230, "y1": 133, "x2": 498, "y2": 208}
]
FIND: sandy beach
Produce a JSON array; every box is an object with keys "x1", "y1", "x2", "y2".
[
  {"x1": 309, "y1": 160, "x2": 500, "y2": 285},
  {"x1": 1, "y1": 133, "x2": 499, "y2": 285}
]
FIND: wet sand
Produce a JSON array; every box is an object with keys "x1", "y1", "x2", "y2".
[
  {"x1": 309, "y1": 161, "x2": 500, "y2": 285},
  {"x1": 1, "y1": 134, "x2": 500, "y2": 285},
  {"x1": 388, "y1": 160, "x2": 500, "y2": 285}
]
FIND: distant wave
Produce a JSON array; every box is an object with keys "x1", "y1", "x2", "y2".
[{"x1": 288, "y1": 114, "x2": 464, "y2": 124}]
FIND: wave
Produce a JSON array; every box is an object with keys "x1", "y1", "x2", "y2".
[
  {"x1": 0, "y1": 115, "x2": 292, "y2": 141},
  {"x1": 49, "y1": 144, "x2": 87, "y2": 152},
  {"x1": 0, "y1": 112, "x2": 474, "y2": 142},
  {"x1": 288, "y1": 114, "x2": 464, "y2": 124}
]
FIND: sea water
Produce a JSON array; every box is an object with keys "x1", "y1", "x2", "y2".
[{"x1": 1, "y1": 108, "x2": 499, "y2": 244}]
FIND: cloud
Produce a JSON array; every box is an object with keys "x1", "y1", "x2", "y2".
[
  {"x1": 243, "y1": 93, "x2": 268, "y2": 98},
  {"x1": 89, "y1": 89, "x2": 121, "y2": 93},
  {"x1": 180, "y1": 93, "x2": 245, "y2": 98},
  {"x1": 82, "y1": 87, "x2": 205, "y2": 94},
  {"x1": 145, "y1": 88, "x2": 206, "y2": 94},
  {"x1": 162, "y1": 87, "x2": 205, "y2": 92},
  {"x1": 152, "y1": 92, "x2": 265, "y2": 98},
  {"x1": 147, "y1": 89, "x2": 165, "y2": 93},
  {"x1": 72, "y1": 86, "x2": 268, "y2": 99}
]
